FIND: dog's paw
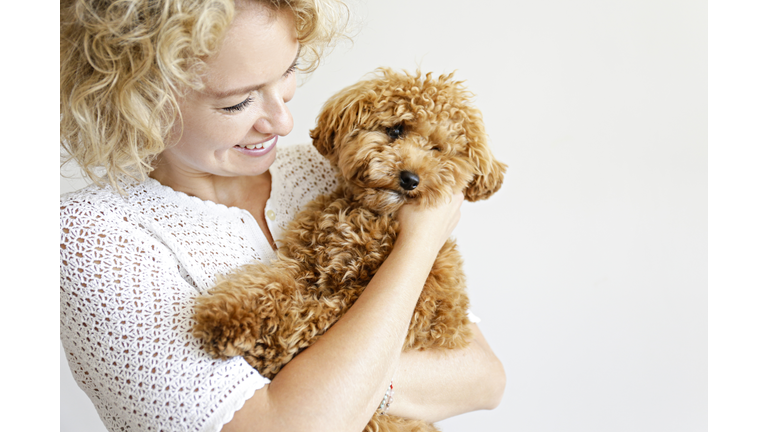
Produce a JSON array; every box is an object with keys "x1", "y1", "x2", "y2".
[{"x1": 192, "y1": 287, "x2": 264, "y2": 359}]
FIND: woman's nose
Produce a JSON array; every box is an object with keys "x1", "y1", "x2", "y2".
[{"x1": 253, "y1": 89, "x2": 294, "y2": 136}]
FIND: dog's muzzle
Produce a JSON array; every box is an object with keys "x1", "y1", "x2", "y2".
[{"x1": 399, "y1": 171, "x2": 420, "y2": 191}]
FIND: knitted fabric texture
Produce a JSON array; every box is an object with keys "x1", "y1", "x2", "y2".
[{"x1": 60, "y1": 144, "x2": 338, "y2": 432}]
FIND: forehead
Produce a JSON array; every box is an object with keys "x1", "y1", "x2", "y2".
[{"x1": 202, "y1": 4, "x2": 298, "y2": 94}]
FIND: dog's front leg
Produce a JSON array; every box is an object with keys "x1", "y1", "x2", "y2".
[{"x1": 192, "y1": 259, "x2": 308, "y2": 377}]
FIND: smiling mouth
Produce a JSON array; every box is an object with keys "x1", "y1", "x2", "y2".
[
  {"x1": 236, "y1": 142, "x2": 266, "y2": 150},
  {"x1": 235, "y1": 136, "x2": 277, "y2": 151}
]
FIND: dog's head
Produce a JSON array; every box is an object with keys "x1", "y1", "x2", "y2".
[{"x1": 310, "y1": 68, "x2": 506, "y2": 213}]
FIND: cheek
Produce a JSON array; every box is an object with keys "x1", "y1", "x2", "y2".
[
  {"x1": 177, "y1": 102, "x2": 212, "y2": 145},
  {"x1": 166, "y1": 118, "x2": 183, "y2": 147},
  {"x1": 180, "y1": 109, "x2": 253, "y2": 149}
]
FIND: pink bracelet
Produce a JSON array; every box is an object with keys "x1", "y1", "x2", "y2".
[{"x1": 378, "y1": 380, "x2": 395, "y2": 415}]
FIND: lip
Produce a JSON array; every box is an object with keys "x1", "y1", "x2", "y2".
[{"x1": 233, "y1": 136, "x2": 278, "y2": 157}]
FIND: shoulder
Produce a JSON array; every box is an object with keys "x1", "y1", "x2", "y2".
[
  {"x1": 59, "y1": 179, "x2": 172, "y2": 242},
  {"x1": 272, "y1": 143, "x2": 338, "y2": 190},
  {"x1": 268, "y1": 144, "x2": 339, "y2": 231},
  {"x1": 60, "y1": 178, "x2": 232, "y2": 235},
  {"x1": 59, "y1": 180, "x2": 192, "y2": 295},
  {"x1": 60, "y1": 182, "x2": 169, "y2": 288},
  {"x1": 60, "y1": 179, "x2": 273, "y2": 291},
  {"x1": 60, "y1": 183, "x2": 136, "y2": 239},
  {"x1": 60, "y1": 182, "x2": 128, "y2": 211}
]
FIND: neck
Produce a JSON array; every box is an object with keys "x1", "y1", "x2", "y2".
[{"x1": 150, "y1": 165, "x2": 271, "y2": 209}]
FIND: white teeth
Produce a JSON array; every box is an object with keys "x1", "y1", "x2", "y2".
[{"x1": 242, "y1": 143, "x2": 264, "y2": 150}]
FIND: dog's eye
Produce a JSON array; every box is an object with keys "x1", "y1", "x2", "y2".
[
  {"x1": 431, "y1": 146, "x2": 441, "y2": 152},
  {"x1": 386, "y1": 124, "x2": 405, "y2": 140}
]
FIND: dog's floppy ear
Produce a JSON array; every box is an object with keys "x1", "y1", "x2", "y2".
[
  {"x1": 310, "y1": 82, "x2": 370, "y2": 165},
  {"x1": 309, "y1": 103, "x2": 339, "y2": 162},
  {"x1": 463, "y1": 108, "x2": 507, "y2": 202}
]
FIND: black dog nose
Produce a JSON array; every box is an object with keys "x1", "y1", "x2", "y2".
[{"x1": 399, "y1": 171, "x2": 420, "y2": 190}]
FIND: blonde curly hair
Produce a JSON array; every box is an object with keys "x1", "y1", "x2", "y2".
[{"x1": 61, "y1": 0, "x2": 349, "y2": 189}]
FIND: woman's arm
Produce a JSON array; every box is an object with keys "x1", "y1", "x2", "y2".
[
  {"x1": 222, "y1": 193, "x2": 469, "y2": 432},
  {"x1": 388, "y1": 323, "x2": 506, "y2": 423}
]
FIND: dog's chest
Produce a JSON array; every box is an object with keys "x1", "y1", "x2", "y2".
[{"x1": 280, "y1": 194, "x2": 400, "y2": 296}]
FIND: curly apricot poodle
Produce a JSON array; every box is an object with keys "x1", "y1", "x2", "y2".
[{"x1": 193, "y1": 68, "x2": 506, "y2": 432}]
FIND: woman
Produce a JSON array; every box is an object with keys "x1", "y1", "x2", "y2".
[{"x1": 60, "y1": 0, "x2": 506, "y2": 431}]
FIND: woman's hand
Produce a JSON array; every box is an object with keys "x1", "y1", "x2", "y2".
[{"x1": 396, "y1": 191, "x2": 464, "y2": 257}]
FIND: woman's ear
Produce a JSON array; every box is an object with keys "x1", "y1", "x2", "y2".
[{"x1": 462, "y1": 112, "x2": 507, "y2": 202}]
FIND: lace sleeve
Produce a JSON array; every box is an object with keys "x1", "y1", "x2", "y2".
[{"x1": 60, "y1": 196, "x2": 269, "y2": 432}]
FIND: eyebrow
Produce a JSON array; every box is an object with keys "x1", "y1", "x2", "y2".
[{"x1": 206, "y1": 46, "x2": 301, "y2": 99}]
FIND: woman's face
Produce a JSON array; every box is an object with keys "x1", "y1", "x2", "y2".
[{"x1": 159, "y1": 3, "x2": 299, "y2": 179}]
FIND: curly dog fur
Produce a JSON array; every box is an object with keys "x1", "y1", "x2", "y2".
[{"x1": 193, "y1": 69, "x2": 506, "y2": 432}]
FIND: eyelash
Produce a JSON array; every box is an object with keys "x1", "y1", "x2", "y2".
[
  {"x1": 221, "y1": 60, "x2": 298, "y2": 113},
  {"x1": 283, "y1": 61, "x2": 298, "y2": 78},
  {"x1": 222, "y1": 97, "x2": 253, "y2": 113}
]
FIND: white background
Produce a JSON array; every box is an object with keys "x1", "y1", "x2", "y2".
[{"x1": 54, "y1": 0, "x2": 720, "y2": 430}]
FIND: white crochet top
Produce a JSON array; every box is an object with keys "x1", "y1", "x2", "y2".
[{"x1": 60, "y1": 144, "x2": 338, "y2": 432}]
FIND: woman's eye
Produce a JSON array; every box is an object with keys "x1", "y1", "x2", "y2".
[
  {"x1": 222, "y1": 97, "x2": 253, "y2": 113},
  {"x1": 283, "y1": 61, "x2": 299, "y2": 78},
  {"x1": 386, "y1": 124, "x2": 405, "y2": 140}
]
